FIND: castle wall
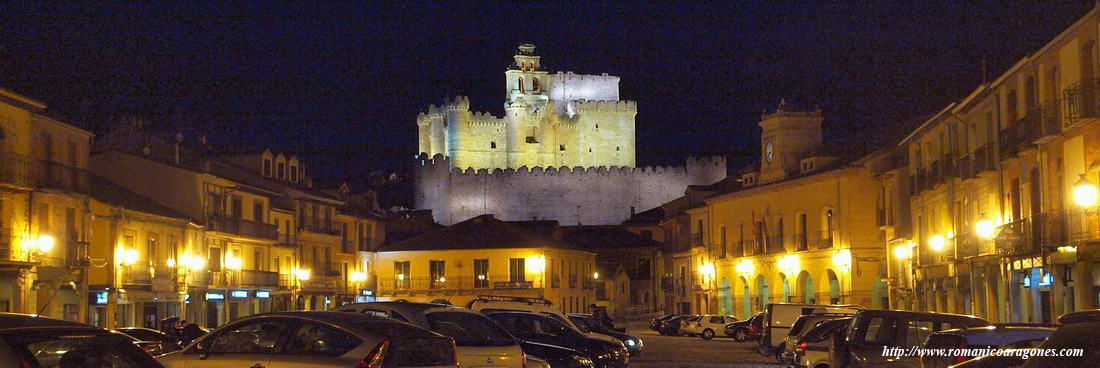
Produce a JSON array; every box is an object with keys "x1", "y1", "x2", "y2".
[
  {"x1": 548, "y1": 72, "x2": 620, "y2": 116},
  {"x1": 415, "y1": 154, "x2": 727, "y2": 226}
]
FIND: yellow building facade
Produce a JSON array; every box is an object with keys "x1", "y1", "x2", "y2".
[
  {"x1": 698, "y1": 104, "x2": 893, "y2": 318},
  {"x1": 375, "y1": 215, "x2": 597, "y2": 313},
  {"x1": 0, "y1": 88, "x2": 93, "y2": 321}
]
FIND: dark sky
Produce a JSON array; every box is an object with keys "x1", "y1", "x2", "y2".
[{"x1": 0, "y1": 2, "x2": 1092, "y2": 182}]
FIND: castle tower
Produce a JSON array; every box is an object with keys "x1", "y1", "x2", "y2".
[{"x1": 757, "y1": 99, "x2": 824, "y2": 183}]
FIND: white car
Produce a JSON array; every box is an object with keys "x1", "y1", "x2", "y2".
[
  {"x1": 467, "y1": 295, "x2": 624, "y2": 346},
  {"x1": 681, "y1": 314, "x2": 739, "y2": 340},
  {"x1": 158, "y1": 311, "x2": 458, "y2": 368},
  {"x1": 333, "y1": 301, "x2": 527, "y2": 368}
]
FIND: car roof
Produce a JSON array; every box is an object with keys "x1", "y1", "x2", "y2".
[
  {"x1": 0, "y1": 313, "x2": 93, "y2": 330},
  {"x1": 859, "y1": 309, "x2": 988, "y2": 321},
  {"x1": 239, "y1": 311, "x2": 444, "y2": 339},
  {"x1": 336, "y1": 301, "x2": 464, "y2": 313},
  {"x1": 1058, "y1": 310, "x2": 1100, "y2": 324}
]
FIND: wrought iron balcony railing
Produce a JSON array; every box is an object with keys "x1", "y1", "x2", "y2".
[
  {"x1": 1064, "y1": 78, "x2": 1100, "y2": 122},
  {"x1": 377, "y1": 275, "x2": 536, "y2": 293},
  {"x1": 208, "y1": 217, "x2": 278, "y2": 240},
  {"x1": 240, "y1": 269, "x2": 280, "y2": 287},
  {"x1": 0, "y1": 151, "x2": 89, "y2": 193}
]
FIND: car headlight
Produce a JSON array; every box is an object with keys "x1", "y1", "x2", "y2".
[{"x1": 570, "y1": 354, "x2": 595, "y2": 368}]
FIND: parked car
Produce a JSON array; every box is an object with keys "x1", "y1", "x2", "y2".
[
  {"x1": 158, "y1": 311, "x2": 458, "y2": 368},
  {"x1": 568, "y1": 313, "x2": 643, "y2": 356},
  {"x1": 0, "y1": 312, "x2": 165, "y2": 368},
  {"x1": 681, "y1": 314, "x2": 738, "y2": 340},
  {"x1": 951, "y1": 349, "x2": 1036, "y2": 368},
  {"x1": 114, "y1": 326, "x2": 184, "y2": 355},
  {"x1": 333, "y1": 301, "x2": 527, "y2": 367},
  {"x1": 650, "y1": 314, "x2": 679, "y2": 331},
  {"x1": 725, "y1": 312, "x2": 765, "y2": 342},
  {"x1": 486, "y1": 311, "x2": 629, "y2": 368},
  {"x1": 919, "y1": 325, "x2": 1055, "y2": 368},
  {"x1": 829, "y1": 310, "x2": 990, "y2": 368},
  {"x1": 791, "y1": 317, "x2": 852, "y2": 368},
  {"x1": 759, "y1": 303, "x2": 863, "y2": 360},
  {"x1": 1022, "y1": 309, "x2": 1100, "y2": 367},
  {"x1": 519, "y1": 340, "x2": 597, "y2": 368},
  {"x1": 658, "y1": 314, "x2": 695, "y2": 336},
  {"x1": 779, "y1": 313, "x2": 851, "y2": 365},
  {"x1": 468, "y1": 295, "x2": 621, "y2": 345}
]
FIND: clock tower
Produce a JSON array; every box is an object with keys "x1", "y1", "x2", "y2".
[{"x1": 757, "y1": 100, "x2": 824, "y2": 183}]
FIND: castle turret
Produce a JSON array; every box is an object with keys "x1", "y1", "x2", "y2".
[{"x1": 444, "y1": 96, "x2": 472, "y2": 168}]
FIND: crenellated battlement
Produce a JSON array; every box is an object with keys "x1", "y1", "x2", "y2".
[
  {"x1": 444, "y1": 95, "x2": 470, "y2": 111},
  {"x1": 416, "y1": 153, "x2": 725, "y2": 179},
  {"x1": 573, "y1": 99, "x2": 638, "y2": 114},
  {"x1": 468, "y1": 111, "x2": 502, "y2": 126}
]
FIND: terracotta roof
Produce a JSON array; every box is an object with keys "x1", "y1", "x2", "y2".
[
  {"x1": 557, "y1": 226, "x2": 663, "y2": 249},
  {"x1": 91, "y1": 176, "x2": 191, "y2": 221},
  {"x1": 378, "y1": 214, "x2": 579, "y2": 252}
]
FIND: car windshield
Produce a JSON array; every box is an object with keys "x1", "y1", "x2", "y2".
[
  {"x1": 569, "y1": 316, "x2": 593, "y2": 333},
  {"x1": 119, "y1": 328, "x2": 168, "y2": 342},
  {"x1": 4, "y1": 330, "x2": 160, "y2": 368},
  {"x1": 425, "y1": 311, "x2": 516, "y2": 347}
]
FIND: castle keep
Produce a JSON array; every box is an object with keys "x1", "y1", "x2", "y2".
[{"x1": 415, "y1": 44, "x2": 726, "y2": 225}]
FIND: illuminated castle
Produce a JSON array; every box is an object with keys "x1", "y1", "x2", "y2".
[{"x1": 415, "y1": 44, "x2": 726, "y2": 225}]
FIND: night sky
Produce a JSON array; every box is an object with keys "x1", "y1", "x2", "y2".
[{"x1": 0, "y1": 2, "x2": 1092, "y2": 183}]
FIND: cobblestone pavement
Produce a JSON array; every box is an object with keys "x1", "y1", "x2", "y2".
[{"x1": 624, "y1": 321, "x2": 783, "y2": 368}]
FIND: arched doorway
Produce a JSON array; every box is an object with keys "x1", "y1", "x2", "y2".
[
  {"x1": 781, "y1": 274, "x2": 792, "y2": 303},
  {"x1": 827, "y1": 269, "x2": 841, "y2": 304},
  {"x1": 741, "y1": 276, "x2": 752, "y2": 317},
  {"x1": 754, "y1": 274, "x2": 770, "y2": 312},
  {"x1": 719, "y1": 278, "x2": 733, "y2": 315},
  {"x1": 796, "y1": 270, "x2": 815, "y2": 304}
]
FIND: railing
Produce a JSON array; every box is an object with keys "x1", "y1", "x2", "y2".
[
  {"x1": 690, "y1": 233, "x2": 703, "y2": 247},
  {"x1": 320, "y1": 261, "x2": 342, "y2": 276},
  {"x1": 1064, "y1": 78, "x2": 1100, "y2": 122},
  {"x1": 0, "y1": 152, "x2": 90, "y2": 193},
  {"x1": 301, "y1": 277, "x2": 338, "y2": 291},
  {"x1": 275, "y1": 233, "x2": 296, "y2": 248},
  {"x1": 994, "y1": 212, "x2": 1066, "y2": 257},
  {"x1": 208, "y1": 217, "x2": 278, "y2": 240},
  {"x1": 1038, "y1": 100, "x2": 1063, "y2": 139},
  {"x1": 152, "y1": 264, "x2": 176, "y2": 280},
  {"x1": 123, "y1": 264, "x2": 152, "y2": 285},
  {"x1": 301, "y1": 225, "x2": 341, "y2": 236},
  {"x1": 240, "y1": 269, "x2": 280, "y2": 287},
  {"x1": 999, "y1": 127, "x2": 1019, "y2": 158},
  {"x1": 377, "y1": 275, "x2": 536, "y2": 292},
  {"x1": 0, "y1": 226, "x2": 10, "y2": 260}
]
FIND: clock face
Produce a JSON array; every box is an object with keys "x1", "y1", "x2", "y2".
[{"x1": 765, "y1": 141, "x2": 774, "y2": 163}]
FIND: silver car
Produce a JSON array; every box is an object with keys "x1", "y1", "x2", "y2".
[
  {"x1": 334, "y1": 301, "x2": 527, "y2": 368},
  {"x1": 158, "y1": 311, "x2": 458, "y2": 368}
]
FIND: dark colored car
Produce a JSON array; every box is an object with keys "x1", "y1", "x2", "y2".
[
  {"x1": 114, "y1": 327, "x2": 183, "y2": 356},
  {"x1": 649, "y1": 314, "x2": 678, "y2": 331},
  {"x1": 1022, "y1": 310, "x2": 1100, "y2": 367},
  {"x1": 568, "y1": 313, "x2": 643, "y2": 356},
  {"x1": 829, "y1": 310, "x2": 990, "y2": 368},
  {"x1": 486, "y1": 311, "x2": 628, "y2": 368},
  {"x1": 658, "y1": 314, "x2": 694, "y2": 336},
  {"x1": 520, "y1": 340, "x2": 596, "y2": 368},
  {"x1": 725, "y1": 312, "x2": 765, "y2": 342},
  {"x1": 0, "y1": 313, "x2": 165, "y2": 368}
]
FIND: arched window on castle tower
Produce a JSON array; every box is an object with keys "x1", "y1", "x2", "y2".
[{"x1": 532, "y1": 78, "x2": 541, "y2": 92}]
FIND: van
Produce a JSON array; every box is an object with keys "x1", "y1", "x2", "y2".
[
  {"x1": 466, "y1": 295, "x2": 622, "y2": 346},
  {"x1": 830, "y1": 309, "x2": 990, "y2": 368},
  {"x1": 759, "y1": 303, "x2": 863, "y2": 359}
]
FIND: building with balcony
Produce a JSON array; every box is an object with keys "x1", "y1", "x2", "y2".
[
  {"x1": 897, "y1": 3, "x2": 1100, "y2": 324},
  {"x1": 0, "y1": 87, "x2": 93, "y2": 321},
  {"x1": 375, "y1": 214, "x2": 597, "y2": 313},
  {"x1": 688, "y1": 102, "x2": 897, "y2": 318},
  {"x1": 87, "y1": 176, "x2": 197, "y2": 328}
]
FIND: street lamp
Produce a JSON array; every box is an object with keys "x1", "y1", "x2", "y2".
[
  {"x1": 975, "y1": 219, "x2": 995, "y2": 239},
  {"x1": 121, "y1": 248, "x2": 139, "y2": 266},
  {"x1": 35, "y1": 235, "x2": 55, "y2": 253},
  {"x1": 832, "y1": 249, "x2": 852, "y2": 271},
  {"x1": 1074, "y1": 174, "x2": 1098, "y2": 208},
  {"x1": 893, "y1": 244, "x2": 912, "y2": 259},
  {"x1": 592, "y1": 272, "x2": 600, "y2": 280},
  {"x1": 929, "y1": 235, "x2": 945, "y2": 252},
  {"x1": 296, "y1": 268, "x2": 311, "y2": 281}
]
